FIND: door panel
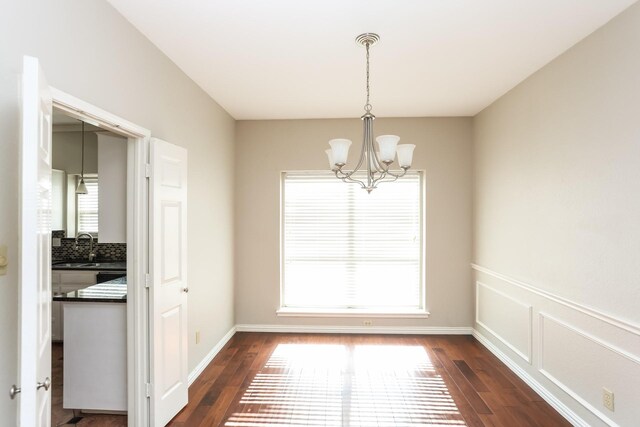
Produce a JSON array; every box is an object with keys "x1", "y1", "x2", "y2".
[
  {"x1": 150, "y1": 138, "x2": 188, "y2": 426},
  {"x1": 19, "y1": 56, "x2": 52, "y2": 427}
]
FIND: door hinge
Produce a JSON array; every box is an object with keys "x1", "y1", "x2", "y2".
[
  {"x1": 145, "y1": 163, "x2": 152, "y2": 178},
  {"x1": 145, "y1": 382, "x2": 152, "y2": 398},
  {"x1": 145, "y1": 274, "x2": 151, "y2": 288}
]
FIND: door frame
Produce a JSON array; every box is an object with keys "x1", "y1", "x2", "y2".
[{"x1": 50, "y1": 88, "x2": 151, "y2": 427}]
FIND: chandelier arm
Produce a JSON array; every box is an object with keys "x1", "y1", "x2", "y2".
[
  {"x1": 373, "y1": 172, "x2": 403, "y2": 188},
  {"x1": 365, "y1": 117, "x2": 374, "y2": 190},
  {"x1": 333, "y1": 168, "x2": 367, "y2": 188},
  {"x1": 372, "y1": 145, "x2": 389, "y2": 173},
  {"x1": 336, "y1": 171, "x2": 367, "y2": 189},
  {"x1": 371, "y1": 171, "x2": 388, "y2": 187},
  {"x1": 371, "y1": 152, "x2": 387, "y2": 174},
  {"x1": 335, "y1": 134, "x2": 368, "y2": 180},
  {"x1": 383, "y1": 167, "x2": 409, "y2": 179},
  {"x1": 367, "y1": 119, "x2": 387, "y2": 174}
]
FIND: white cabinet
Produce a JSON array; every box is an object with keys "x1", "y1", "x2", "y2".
[
  {"x1": 63, "y1": 302, "x2": 127, "y2": 412},
  {"x1": 51, "y1": 270, "x2": 98, "y2": 341}
]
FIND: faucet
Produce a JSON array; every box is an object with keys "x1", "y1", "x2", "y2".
[{"x1": 75, "y1": 233, "x2": 96, "y2": 262}]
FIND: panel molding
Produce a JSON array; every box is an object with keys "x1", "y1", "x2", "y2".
[
  {"x1": 539, "y1": 312, "x2": 640, "y2": 427},
  {"x1": 473, "y1": 329, "x2": 589, "y2": 427},
  {"x1": 472, "y1": 264, "x2": 640, "y2": 336},
  {"x1": 475, "y1": 281, "x2": 533, "y2": 363},
  {"x1": 540, "y1": 312, "x2": 640, "y2": 366},
  {"x1": 188, "y1": 326, "x2": 237, "y2": 385},
  {"x1": 235, "y1": 324, "x2": 473, "y2": 335}
]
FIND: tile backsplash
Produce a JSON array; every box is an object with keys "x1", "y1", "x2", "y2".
[{"x1": 52, "y1": 230, "x2": 126, "y2": 262}]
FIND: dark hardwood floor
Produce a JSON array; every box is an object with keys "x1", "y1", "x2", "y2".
[{"x1": 168, "y1": 333, "x2": 570, "y2": 427}]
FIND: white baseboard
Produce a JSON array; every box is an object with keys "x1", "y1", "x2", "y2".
[
  {"x1": 472, "y1": 329, "x2": 588, "y2": 427},
  {"x1": 188, "y1": 326, "x2": 237, "y2": 385},
  {"x1": 235, "y1": 324, "x2": 473, "y2": 335}
]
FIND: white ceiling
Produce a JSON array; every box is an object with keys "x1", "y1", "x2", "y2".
[{"x1": 107, "y1": 0, "x2": 636, "y2": 120}]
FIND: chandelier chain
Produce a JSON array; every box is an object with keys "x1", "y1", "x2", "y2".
[{"x1": 365, "y1": 42, "x2": 371, "y2": 113}]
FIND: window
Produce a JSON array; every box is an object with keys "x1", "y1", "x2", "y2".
[
  {"x1": 77, "y1": 177, "x2": 99, "y2": 234},
  {"x1": 280, "y1": 171, "x2": 425, "y2": 315}
]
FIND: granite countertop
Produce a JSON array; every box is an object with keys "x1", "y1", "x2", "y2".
[
  {"x1": 53, "y1": 276, "x2": 127, "y2": 303},
  {"x1": 52, "y1": 261, "x2": 127, "y2": 271}
]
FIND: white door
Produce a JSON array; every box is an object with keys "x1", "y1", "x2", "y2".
[
  {"x1": 149, "y1": 138, "x2": 188, "y2": 426},
  {"x1": 18, "y1": 56, "x2": 53, "y2": 427}
]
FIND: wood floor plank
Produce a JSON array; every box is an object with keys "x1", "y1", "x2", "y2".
[
  {"x1": 454, "y1": 359, "x2": 491, "y2": 392},
  {"x1": 167, "y1": 333, "x2": 570, "y2": 427},
  {"x1": 433, "y1": 347, "x2": 493, "y2": 415}
]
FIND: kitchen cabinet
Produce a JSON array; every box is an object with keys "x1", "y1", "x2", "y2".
[
  {"x1": 55, "y1": 277, "x2": 127, "y2": 413},
  {"x1": 51, "y1": 270, "x2": 98, "y2": 341}
]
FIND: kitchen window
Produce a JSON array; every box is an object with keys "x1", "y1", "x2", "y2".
[
  {"x1": 279, "y1": 171, "x2": 426, "y2": 317},
  {"x1": 77, "y1": 177, "x2": 99, "y2": 235}
]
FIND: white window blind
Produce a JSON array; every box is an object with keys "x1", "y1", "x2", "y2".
[
  {"x1": 77, "y1": 177, "x2": 99, "y2": 234},
  {"x1": 282, "y1": 171, "x2": 423, "y2": 312}
]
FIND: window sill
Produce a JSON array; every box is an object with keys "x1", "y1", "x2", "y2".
[{"x1": 276, "y1": 308, "x2": 430, "y2": 319}]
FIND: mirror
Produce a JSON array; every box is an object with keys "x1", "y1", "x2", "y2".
[{"x1": 51, "y1": 109, "x2": 127, "y2": 243}]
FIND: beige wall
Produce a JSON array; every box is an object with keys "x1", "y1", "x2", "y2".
[
  {"x1": 235, "y1": 118, "x2": 473, "y2": 328},
  {"x1": 473, "y1": 2, "x2": 640, "y2": 425},
  {"x1": 0, "y1": 1, "x2": 235, "y2": 423},
  {"x1": 473, "y1": 1, "x2": 640, "y2": 324}
]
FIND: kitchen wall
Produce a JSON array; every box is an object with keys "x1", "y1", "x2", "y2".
[
  {"x1": 473, "y1": 2, "x2": 640, "y2": 425},
  {"x1": 0, "y1": 1, "x2": 235, "y2": 424},
  {"x1": 235, "y1": 117, "x2": 473, "y2": 330},
  {"x1": 97, "y1": 133, "x2": 127, "y2": 243},
  {"x1": 52, "y1": 130, "x2": 98, "y2": 174}
]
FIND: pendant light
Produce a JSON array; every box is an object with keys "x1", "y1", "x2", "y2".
[
  {"x1": 76, "y1": 120, "x2": 88, "y2": 195},
  {"x1": 326, "y1": 33, "x2": 415, "y2": 193}
]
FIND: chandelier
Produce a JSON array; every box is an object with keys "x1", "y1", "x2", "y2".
[{"x1": 326, "y1": 33, "x2": 415, "y2": 193}]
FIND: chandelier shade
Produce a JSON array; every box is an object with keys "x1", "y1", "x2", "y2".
[{"x1": 326, "y1": 33, "x2": 415, "y2": 193}]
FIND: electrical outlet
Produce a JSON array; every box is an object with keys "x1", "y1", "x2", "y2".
[
  {"x1": 603, "y1": 388, "x2": 614, "y2": 411},
  {"x1": 363, "y1": 320, "x2": 373, "y2": 326},
  {"x1": 195, "y1": 330, "x2": 201, "y2": 344}
]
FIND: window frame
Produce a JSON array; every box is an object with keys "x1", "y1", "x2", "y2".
[{"x1": 278, "y1": 170, "x2": 428, "y2": 318}]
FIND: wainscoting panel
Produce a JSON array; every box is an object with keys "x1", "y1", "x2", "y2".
[
  {"x1": 476, "y1": 282, "x2": 532, "y2": 363},
  {"x1": 472, "y1": 264, "x2": 640, "y2": 427},
  {"x1": 539, "y1": 314, "x2": 640, "y2": 427}
]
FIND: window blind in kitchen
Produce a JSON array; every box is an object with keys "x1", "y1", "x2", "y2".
[{"x1": 77, "y1": 177, "x2": 99, "y2": 234}]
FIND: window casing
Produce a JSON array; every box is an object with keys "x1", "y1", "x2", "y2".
[{"x1": 280, "y1": 171, "x2": 425, "y2": 316}]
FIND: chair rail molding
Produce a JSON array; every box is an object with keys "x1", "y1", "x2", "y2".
[{"x1": 471, "y1": 264, "x2": 640, "y2": 336}]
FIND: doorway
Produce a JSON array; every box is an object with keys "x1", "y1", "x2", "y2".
[
  {"x1": 50, "y1": 107, "x2": 129, "y2": 425},
  {"x1": 18, "y1": 57, "x2": 189, "y2": 427},
  {"x1": 50, "y1": 90, "x2": 150, "y2": 427}
]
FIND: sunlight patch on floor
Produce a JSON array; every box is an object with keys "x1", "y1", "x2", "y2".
[{"x1": 224, "y1": 343, "x2": 467, "y2": 426}]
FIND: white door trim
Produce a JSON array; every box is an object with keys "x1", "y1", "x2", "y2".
[{"x1": 50, "y1": 88, "x2": 151, "y2": 427}]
